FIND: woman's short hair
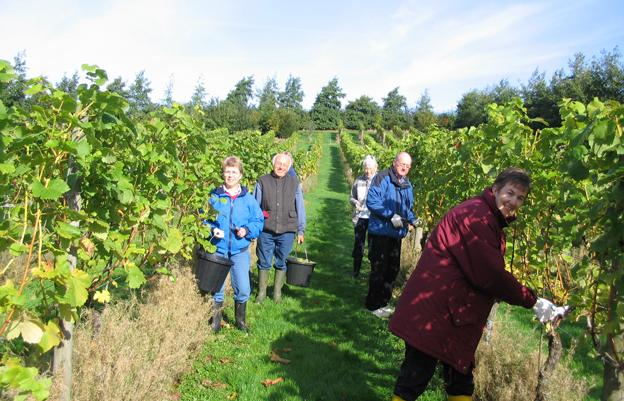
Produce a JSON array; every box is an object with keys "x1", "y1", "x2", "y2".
[
  {"x1": 222, "y1": 156, "x2": 244, "y2": 175},
  {"x1": 362, "y1": 154, "x2": 378, "y2": 169},
  {"x1": 493, "y1": 167, "x2": 531, "y2": 191}
]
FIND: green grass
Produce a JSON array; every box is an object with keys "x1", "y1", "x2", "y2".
[{"x1": 178, "y1": 131, "x2": 600, "y2": 401}]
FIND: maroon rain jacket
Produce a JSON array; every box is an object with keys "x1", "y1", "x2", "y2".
[{"x1": 389, "y1": 187, "x2": 537, "y2": 374}]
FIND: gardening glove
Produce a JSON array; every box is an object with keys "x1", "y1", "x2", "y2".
[
  {"x1": 390, "y1": 214, "x2": 403, "y2": 228},
  {"x1": 533, "y1": 298, "x2": 570, "y2": 324},
  {"x1": 213, "y1": 228, "x2": 225, "y2": 239}
]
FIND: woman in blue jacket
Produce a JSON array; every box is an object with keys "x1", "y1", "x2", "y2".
[{"x1": 205, "y1": 156, "x2": 264, "y2": 333}]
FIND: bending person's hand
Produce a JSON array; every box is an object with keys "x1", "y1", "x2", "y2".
[
  {"x1": 533, "y1": 298, "x2": 570, "y2": 324},
  {"x1": 297, "y1": 234, "x2": 304, "y2": 244}
]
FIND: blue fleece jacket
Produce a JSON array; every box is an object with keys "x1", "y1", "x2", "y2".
[
  {"x1": 206, "y1": 186, "x2": 264, "y2": 255},
  {"x1": 366, "y1": 167, "x2": 417, "y2": 239}
]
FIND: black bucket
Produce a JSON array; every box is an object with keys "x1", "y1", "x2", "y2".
[
  {"x1": 285, "y1": 257, "x2": 316, "y2": 287},
  {"x1": 195, "y1": 248, "x2": 233, "y2": 293}
]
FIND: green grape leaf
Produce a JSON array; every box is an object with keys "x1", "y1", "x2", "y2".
[
  {"x1": 64, "y1": 270, "x2": 91, "y2": 307},
  {"x1": 127, "y1": 265, "x2": 146, "y2": 289},
  {"x1": 160, "y1": 227, "x2": 183, "y2": 254},
  {"x1": 31, "y1": 178, "x2": 70, "y2": 200},
  {"x1": 56, "y1": 221, "x2": 81, "y2": 239}
]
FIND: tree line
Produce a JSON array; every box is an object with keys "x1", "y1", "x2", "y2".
[{"x1": 2, "y1": 47, "x2": 622, "y2": 138}]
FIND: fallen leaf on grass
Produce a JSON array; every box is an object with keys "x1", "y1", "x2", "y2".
[
  {"x1": 219, "y1": 357, "x2": 233, "y2": 364},
  {"x1": 227, "y1": 392, "x2": 238, "y2": 400},
  {"x1": 202, "y1": 379, "x2": 228, "y2": 389},
  {"x1": 261, "y1": 377, "x2": 284, "y2": 387},
  {"x1": 270, "y1": 350, "x2": 291, "y2": 364},
  {"x1": 205, "y1": 355, "x2": 214, "y2": 363},
  {"x1": 170, "y1": 392, "x2": 181, "y2": 400}
]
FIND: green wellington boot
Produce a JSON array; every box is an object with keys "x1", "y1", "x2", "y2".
[
  {"x1": 256, "y1": 269, "x2": 269, "y2": 303},
  {"x1": 273, "y1": 269, "x2": 287, "y2": 303}
]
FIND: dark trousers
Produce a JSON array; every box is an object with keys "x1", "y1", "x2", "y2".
[
  {"x1": 365, "y1": 233, "x2": 401, "y2": 311},
  {"x1": 351, "y1": 218, "x2": 369, "y2": 275},
  {"x1": 394, "y1": 343, "x2": 474, "y2": 400}
]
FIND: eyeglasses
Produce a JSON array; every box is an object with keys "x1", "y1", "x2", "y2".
[{"x1": 396, "y1": 163, "x2": 411, "y2": 169}]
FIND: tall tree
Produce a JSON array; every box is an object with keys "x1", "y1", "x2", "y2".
[
  {"x1": 310, "y1": 77, "x2": 345, "y2": 129},
  {"x1": 56, "y1": 72, "x2": 80, "y2": 99},
  {"x1": 0, "y1": 52, "x2": 28, "y2": 107},
  {"x1": 382, "y1": 87, "x2": 408, "y2": 130},
  {"x1": 188, "y1": 77, "x2": 208, "y2": 109},
  {"x1": 278, "y1": 75, "x2": 304, "y2": 110},
  {"x1": 127, "y1": 71, "x2": 154, "y2": 116},
  {"x1": 225, "y1": 76, "x2": 254, "y2": 108},
  {"x1": 162, "y1": 75, "x2": 174, "y2": 107},
  {"x1": 107, "y1": 76, "x2": 129, "y2": 98},
  {"x1": 454, "y1": 89, "x2": 494, "y2": 128},
  {"x1": 344, "y1": 95, "x2": 380, "y2": 130},
  {"x1": 413, "y1": 90, "x2": 436, "y2": 131},
  {"x1": 257, "y1": 78, "x2": 279, "y2": 134}
]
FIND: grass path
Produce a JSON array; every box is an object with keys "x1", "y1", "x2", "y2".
[{"x1": 177, "y1": 132, "x2": 429, "y2": 401}]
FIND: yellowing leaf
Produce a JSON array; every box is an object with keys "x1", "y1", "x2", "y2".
[
  {"x1": 94, "y1": 289, "x2": 111, "y2": 303},
  {"x1": 39, "y1": 321, "x2": 61, "y2": 352},
  {"x1": 20, "y1": 320, "x2": 44, "y2": 344}
]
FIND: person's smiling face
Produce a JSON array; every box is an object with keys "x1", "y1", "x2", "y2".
[{"x1": 493, "y1": 182, "x2": 528, "y2": 218}]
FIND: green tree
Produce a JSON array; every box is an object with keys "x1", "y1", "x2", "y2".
[
  {"x1": 162, "y1": 75, "x2": 174, "y2": 107},
  {"x1": 0, "y1": 52, "x2": 28, "y2": 107},
  {"x1": 381, "y1": 87, "x2": 408, "y2": 130},
  {"x1": 189, "y1": 77, "x2": 208, "y2": 109},
  {"x1": 278, "y1": 75, "x2": 304, "y2": 111},
  {"x1": 413, "y1": 90, "x2": 436, "y2": 131},
  {"x1": 257, "y1": 78, "x2": 279, "y2": 133},
  {"x1": 127, "y1": 71, "x2": 155, "y2": 117},
  {"x1": 454, "y1": 89, "x2": 494, "y2": 128},
  {"x1": 343, "y1": 95, "x2": 380, "y2": 130},
  {"x1": 56, "y1": 72, "x2": 80, "y2": 99},
  {"x1": 310, "y1": 77, "x2": 345, "y2": 129},
  {"x1": 106, "y1": 76, "x2": 129, "y2": 98}
]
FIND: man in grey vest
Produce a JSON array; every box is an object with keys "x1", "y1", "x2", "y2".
[{"x1": 254, "y1": 152, "x2": 306, "y2": 303}]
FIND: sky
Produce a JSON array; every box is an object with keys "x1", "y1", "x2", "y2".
[{"x1": 1, "y1": 0, "x2": 623, "y2": 112}]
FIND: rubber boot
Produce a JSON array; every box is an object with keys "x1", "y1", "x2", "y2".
[
  {"x1": 391, "y1": 395, "x2": 406, "y2": 401},
  {"x1": 211, "y1": 301, "x2": 223, "y2": 333},
  {"x1": 234, "y1": 302, "x2": 249, "y2": 332},
  {"x1": 447, "y1": 395, "x2": 472, "y2": 401},
  {"x1": 273, "y1": 269, "x2": 286, "y2": 302},
  {"x1": 256, "y1": 269, "x2": 269, "y2": 304}
]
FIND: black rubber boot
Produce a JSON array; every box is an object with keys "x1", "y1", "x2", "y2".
[
  {"x1": 353, "y1": 257, "x2": 362, "y2": 278},
  {"x1": 273, "y1": 269, "x2": 286, "y2": 302},
  {"x1": 235, "y1": 301, "x2": 249, "y2": 332},
  {"x1": 256, "y1": 269, "x2": 269, "y2": 304},
  {"x1": 211, "y1": 301, "x2": 223, "y2": 333}
]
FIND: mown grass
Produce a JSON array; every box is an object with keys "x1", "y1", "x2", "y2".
[{"x1": 178, "y1": 131, "x2": 596, "y2": 401}]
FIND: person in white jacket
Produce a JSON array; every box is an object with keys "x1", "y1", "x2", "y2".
[{"x1": 349, "y1": 155, "x2": 377, "y2": 278}]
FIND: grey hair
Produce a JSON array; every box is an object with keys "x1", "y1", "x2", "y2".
[
  {"x1": 362, "y1": 155, "x2": 378, "y2": 169},
  {"x1": 272, "y1": 152, "x2": 293, "y2": 169}
]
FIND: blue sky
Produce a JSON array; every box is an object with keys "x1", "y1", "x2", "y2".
[{"x1": 1, "y1": 0, "x2": 622, "y2": 112}]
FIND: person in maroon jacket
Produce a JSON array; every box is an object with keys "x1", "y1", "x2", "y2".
[{"x1": 388, "y1": 168, "x2": 567, "y2": 401}]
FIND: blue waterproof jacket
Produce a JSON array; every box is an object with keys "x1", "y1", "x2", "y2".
[
  {"x1": 366, "y1": 167, "x2": 417, "y2": 239},
  {"x1": 206, "y1": 186, "x2": 264, "y2": 255}
]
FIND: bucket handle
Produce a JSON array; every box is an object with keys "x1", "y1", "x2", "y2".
[{"x1": 293, "y1": 242, "x2": 309, "y2": 261}]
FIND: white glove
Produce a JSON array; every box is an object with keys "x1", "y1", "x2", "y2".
[
  {"x1": 533, "y1": 298, "x2": 570, "y2": 324},
  {"x1": 213, "y1": 228, "x2": 225, "y2": 239},
  {"x1": 390, "y1": 214, "x2": 403, "y2": 228}
]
